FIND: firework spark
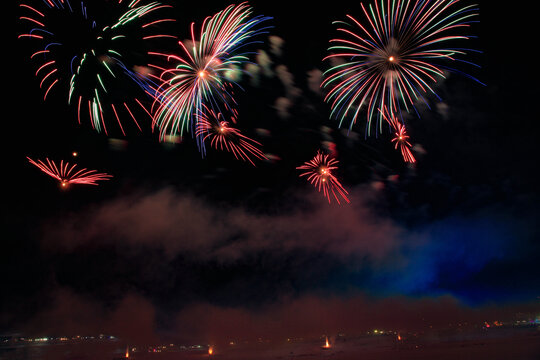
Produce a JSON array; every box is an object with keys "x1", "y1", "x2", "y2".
[
  {"x1": 18, "y1": 0, "x2": 176, "y2": 135},
  {"x1": 27, "y1": 157, "x2": 112, "y2": 187},
  {"x1": 322, "y1": 0, "x2": 482, "y2": 134},
  {"x1": 150, "y1": 2, "x2": 271, "y2": 152},
  {"x1": 195, "y1": 106, "x2": 267, "y2": 165},
  {"x1": 297, "y1": 151, "x2": 350, "y2": 204}
]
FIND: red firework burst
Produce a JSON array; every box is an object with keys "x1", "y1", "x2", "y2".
[
  {"x1": 391, "y1": 122, "x2": 416, "y2": 163},
  {"x1": 27, "y1": 157, "x2": 112, "y2": 188},
  {"x1": 379, "y1": 108, "x2": 416, "y2": 163},
  {"x1": 296, "y1": 150, "x2": 350, "y2": 204},
  {"x1": 194, "y1": 106, "x2": 267, "y2": 166}
]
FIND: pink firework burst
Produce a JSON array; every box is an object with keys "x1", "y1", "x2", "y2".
[
  {"x1": 27, "y1": 157, "x2": 112, "y2": 188},
  {"x1": 195, "y1": 106, "x2": 267, "y2": 166},
  {"x1": 296, "y1": 150, "x2": 350, "y2": 204}
]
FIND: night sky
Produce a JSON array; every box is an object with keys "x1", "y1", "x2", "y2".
[{"x1": 4, "y1": 0, "x2": 539, "y2": 346}]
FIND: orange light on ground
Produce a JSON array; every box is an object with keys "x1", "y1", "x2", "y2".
[
  {"x1": 125, "y1": 346, "x2": 129, "y2": 358},
  {"x1": 208, "y1": 346, "x2": 213, "y2": 355},
  {"x1": 322, "y1": 336, "x2": 331, "y2": 349},
  {"x1": 397, "y1": 334, "x2": 402, "y2": 341}
]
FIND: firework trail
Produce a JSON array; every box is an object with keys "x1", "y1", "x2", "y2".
[
  {"x1": 149, "y1": 2, "x2": 272, "y2": 153},
  {"x1": 322, "y1": 0, "x2": 483, "y2": 136},
  {"x1": 27, "y1": 156, "x2": 112, "y2": 187},
  {"x1": 194, "y1": 105, "x2": 267, "y2": 165},
  {"x1": 297, "y1": 150, "x2": 350, "y2": 204},
  {"x1": 18, "y1": 0, "x2": 176, "y2": 135}
]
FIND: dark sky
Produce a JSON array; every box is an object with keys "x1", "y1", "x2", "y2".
[{"x1": 4, "y1": 0, "x2": 539, "y2": 345}]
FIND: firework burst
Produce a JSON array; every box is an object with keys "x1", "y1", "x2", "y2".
[
  {"x1": 391, "y1": 122, "x2": 415, "y2": 163},
  {"x1": 27, "y1": 157, "x2": 112, "y2": 187},
  {"x1": 149, "y1": 2, "x2": 271, "y2": 152},
  {"x1": 194, "y1": 106, "x2": 267, "y2": 165},
  {"x1": 378, "y1": 108, "x2": 416, "y2": 163},
  {"x1": 18, "y1": 0, "x2": 176, "y2": 135},
  {"x1": 322, "y1": 0, "x2": 482, "y2": 134},
  {"x1": 297, "y1": 151, "x2": 350, "y2": 204}
]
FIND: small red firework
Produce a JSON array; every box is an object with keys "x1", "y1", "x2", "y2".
[
  {"x1": 296, "y1": 150, "x2": 349, "y2": 204},
  {"x1": 27, "y1": 157, "x2": 112, "y2": 188},
  {"x1": 379, "y1": 108, "x2": 416, "y2": 163},
  {"x1": 391, "y1": 122, "x2": 416, "y2": 163},
  {"x1": 195, "y1": 107, "x2": 267, "y2": 166}
]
